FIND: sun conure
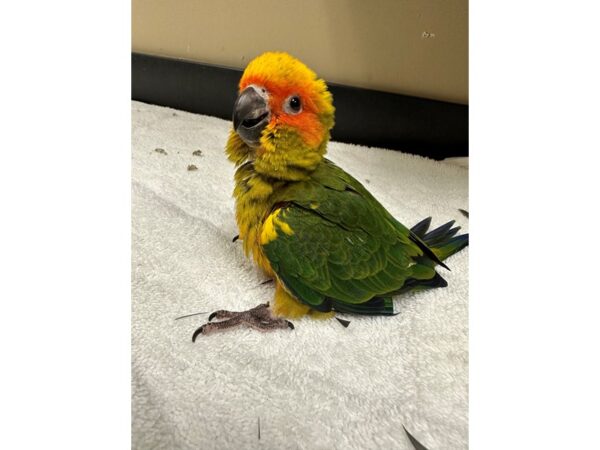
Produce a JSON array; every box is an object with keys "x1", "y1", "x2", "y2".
[{"x1": 193, "y1": 51, "x2": 468, "y2": 339}]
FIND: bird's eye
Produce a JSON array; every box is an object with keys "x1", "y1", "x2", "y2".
[
  {"x1": 289, "y1": 96, "x2": 301, "y2": 110},
  {"x1": 284, "y1": 95, "x2": 302, "y2": 115}
]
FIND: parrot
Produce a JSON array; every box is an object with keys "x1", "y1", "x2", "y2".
[{"x1": 192, "y1": 51, "x2": 468, "y2": 339}]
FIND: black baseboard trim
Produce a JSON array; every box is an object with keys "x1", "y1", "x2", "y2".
[{"x1": 132, "y1": 52, "x2": 468, "y2": 159}]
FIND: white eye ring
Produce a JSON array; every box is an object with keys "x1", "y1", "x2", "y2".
[{"x1": 283, "y1": 95, "x2": 302, "y2": 115}]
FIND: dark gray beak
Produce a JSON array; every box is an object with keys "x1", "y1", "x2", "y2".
[{"x1": 233, "y1": 86, "x2": 270, "y2": 147}]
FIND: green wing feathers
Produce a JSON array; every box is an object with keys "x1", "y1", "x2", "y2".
[{"x1": 261, "y1": 159, "x2": 468, "y2": 315}]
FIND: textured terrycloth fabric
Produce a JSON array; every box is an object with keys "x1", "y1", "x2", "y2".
[{"x1": 132, "y1": 100, "x2": 469, "y2": 450}]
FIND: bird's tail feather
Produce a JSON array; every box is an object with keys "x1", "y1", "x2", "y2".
[
  {"x1": 332, "y1": 296, "x2": 395, "y2": 315},
  {"x1": 411, "y1": 217, "x2": 469, "y2": 262}
]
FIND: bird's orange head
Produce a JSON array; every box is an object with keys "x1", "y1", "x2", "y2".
[{"x1": 226, "y1": 52, "x2": 335, "y2": 180}]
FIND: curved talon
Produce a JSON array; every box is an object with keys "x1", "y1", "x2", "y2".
[
  {"x1": 208, "y1": 310, "x2": 237, "y2": 322},
  {"x1": 192, "y1": 325, "x2": 204, "y2": 342}
]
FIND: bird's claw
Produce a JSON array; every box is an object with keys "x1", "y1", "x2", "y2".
[
  {"x1": 192, "y1": 325, "x2": 205, "y2": 342},
  {"x1": 192, "y1": 303, "x2": 294, "y2": 340}
]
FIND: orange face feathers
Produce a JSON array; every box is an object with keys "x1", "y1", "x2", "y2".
[
  {"x1": 229, "y1": 52, "x2": 335, "y2": 180},
  {"x1": 239, "y1": 52, "x2": 334, "y2": 148},
  {"x1": 239, "y1": 52, "x2": 333, "y2": 116}
]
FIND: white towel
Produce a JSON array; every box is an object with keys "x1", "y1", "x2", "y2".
[{"x1": 132, "y1": 100, "x2": 469, "y2": 450}]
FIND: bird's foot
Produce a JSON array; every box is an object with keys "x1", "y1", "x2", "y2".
[{"x1": 192, "y1": 303, "x2": 294, "y2": 341}]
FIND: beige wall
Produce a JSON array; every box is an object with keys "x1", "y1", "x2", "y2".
[{"x1": 132, "y1": 0, "x2": 468, "y2": 104}]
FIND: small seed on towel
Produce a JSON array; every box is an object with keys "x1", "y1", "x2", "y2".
[
  {"x1": 192, "y1": 150, "x2": 203, "y2": 157},
  {"x1": 187, "y1": 164, "x2": 198, "y2": 171},
  {"x1": 154, "y1": 148, "x2": 167, "y2": 155}
]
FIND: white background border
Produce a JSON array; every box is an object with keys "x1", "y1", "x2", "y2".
[{"x1": 2, "y1": 1, "x2": 599, "y2": 448}]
